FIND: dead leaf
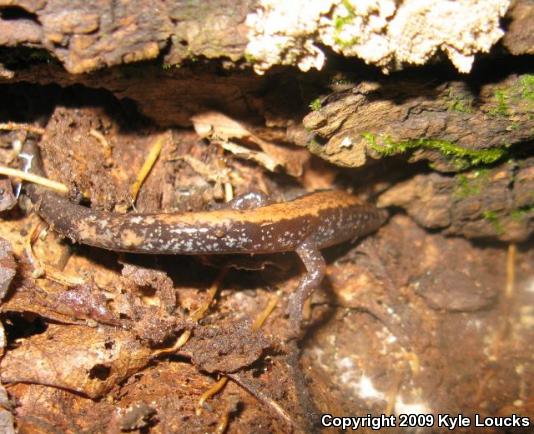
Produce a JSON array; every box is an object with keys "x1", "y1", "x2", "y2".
[
  {"x1": 0, "y1": 324, "x2": 152, "y2": 398},
  {"x1": 0, "y1": 237, "x2": 16, "y2": 301},
  {"x1": 8, "y1": 383, "x2": 114, "y2": 433},
  {"x1": 0, "y1": 384, "x2": 15, "y2": 434},
  {"x1": 219, "y1": 141, "x2": 282, "y2": 174},
  {"x1": 191, "y1": 111, "x2": 308, "y2": 177}
]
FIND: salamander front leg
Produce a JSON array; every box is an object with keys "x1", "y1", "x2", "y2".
[{"x1": 288, "y1": 238, "x2": 326, "y2": 331}]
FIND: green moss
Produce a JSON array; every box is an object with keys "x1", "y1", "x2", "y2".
[
  {"x1": 489, "y1": 89, "x2": 509, "y2": 117},
  {"x1": 509, "y1": 121, "x2": 520, "y2": 130},
  {"x1": 448, "y1": 98, "x2": 473, "y2": 114},
  {"x1": 446, "y1": 89, "x2": 474, "y2": 113},
  {"x1": 334, "y1": 35, "x2": 360, "y2": 49},
  {"x1": 511, "y1": 209, "x2": 526, "y2": 221},
  {"x1": 362, "y1": 132, "x2": 507, "y2": 170},
  {"x1": 488, "y1": 74, "x2": 534, "y2": 117},
  {"x1": 243, "y1": 52, "x2": 257, "y2": 63},
  {"x1": 454, "y1": 169, "x2": 490, "y2": 198},
  {"x1": 309, "y1": 98, "x2": 322, "y2": 111},
  {"x1": 476, "y1": 168, "x2": 493, "y2": 179},
  {"x1": 482, "y1": 210, "x2": 504, "y2": 235},
  {"x1": 333, "y1": 0, "x2": 360, "y2": 49},
  {"x1": 455, "y1": 175, "x2": 470, "y2": 197},
  {"x1": 519, "y1": 74, "x2": 534, "y2": 102},
  {"x1": 335, "y1": 0, "x2": 356, "y2": 30},
  {"x1": 510, "y1": 204, "x2": 534, "y2": 221}
]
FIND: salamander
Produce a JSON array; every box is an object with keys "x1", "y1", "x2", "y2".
[{"x1": 22, "y1": 142, "x2": 388, "y2": 327}]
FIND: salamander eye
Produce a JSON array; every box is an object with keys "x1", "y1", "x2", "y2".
[{"x1": 214, "y1": 229, "x2": 225, "y2": 238}]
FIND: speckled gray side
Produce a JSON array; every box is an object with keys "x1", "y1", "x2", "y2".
[{"x1": 28, "y1": 188, "x2": 387, "y2": 255}]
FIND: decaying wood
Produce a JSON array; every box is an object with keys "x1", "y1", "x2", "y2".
[
  {"x1": 303, "y1": 74, "x2": 534, "y2": 171},
  {"x1": 0, "y1": 0, "x2": 251, "y2": 74},
  {"x1": 0, "y1": 0, "x2": 530, "y2": 75},
  {"x1": 378, "y1": 157, "x2": 534, "y2": 242},
  {"x1": 0, "y1": 237, "x2": 15, "y2": 301},
  {"x1": 502, "y1": 0, "x2": 534, "y2": 55},
  {"x1": 13, "y1": 64, "x2": 273, "y2": 128},
  {"x1": 0, "y1": 1, "x2": 533, "y2": 432}
]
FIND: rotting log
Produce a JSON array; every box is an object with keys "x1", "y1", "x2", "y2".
[
  {"x1": 9, "y1": 64, "x2": 274, "y2": 128},
  {"x1": 0, "y1": 1, "x2": 533, "y2": 432},
  {"x1": 303, "y1": 74, "x2": 534, "y2": 172},
  {"x1": 378, "y1": 157, "x2": 534, "y2": 242},
  {"x1": 0, "y1": 0, "x2": 251, "y2": 74},
  {"x1": 502, "y1": 0, "x2": 534, "y2": 55},
  {"x1": 0, "y1": 0, "x2": 530, "y2": 75}
]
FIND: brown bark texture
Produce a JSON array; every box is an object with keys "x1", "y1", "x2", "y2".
[
  {"x1": 0, "y1": 1, "x2": 532, "y2": 433},
  {"x1": 0, "y1": 0, "x2": 531, "y2": 75},
  {"x1": 0, "y1": 0, "x2": 252, "y2": 74}
]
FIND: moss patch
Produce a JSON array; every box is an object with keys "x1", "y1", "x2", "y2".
[
  {"x1": 454, "y1": 169, "x2": 490, "y2": 198},
  {"x1": 446, "y1": 89, "x2": 474, "y2": 114},
  {"x1": 489, "y1": 89, "x2": 509, "y2": 117},
  {"x1": 511, "y1": 204, "x2": 534, "y2": 221},
  {"x1": 362, "y1": 133, "x2": 507, "y2": 170},
  {"x1": 519, "y1": 74, "x2": 534, "y2": 103},
  {"x1": 488, "y1": 73, "x2": 534, "y2": 118},
  {"x1": 309, "y1": 98, "x2": 322, "y2": 111},
  {"x1": 243, "y1": 52, "x2": 257, "y2": 63},
  {"x1": 482, "y1": 210, "x2": 504, "y2": 235},
  {"x1": 333, "y1": 0, "x2": 360, "y2": 49}
]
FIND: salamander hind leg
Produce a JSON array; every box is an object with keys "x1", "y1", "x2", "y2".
[{"x1": 287, "y1": 238, "x2": 326, "y2": 333}]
